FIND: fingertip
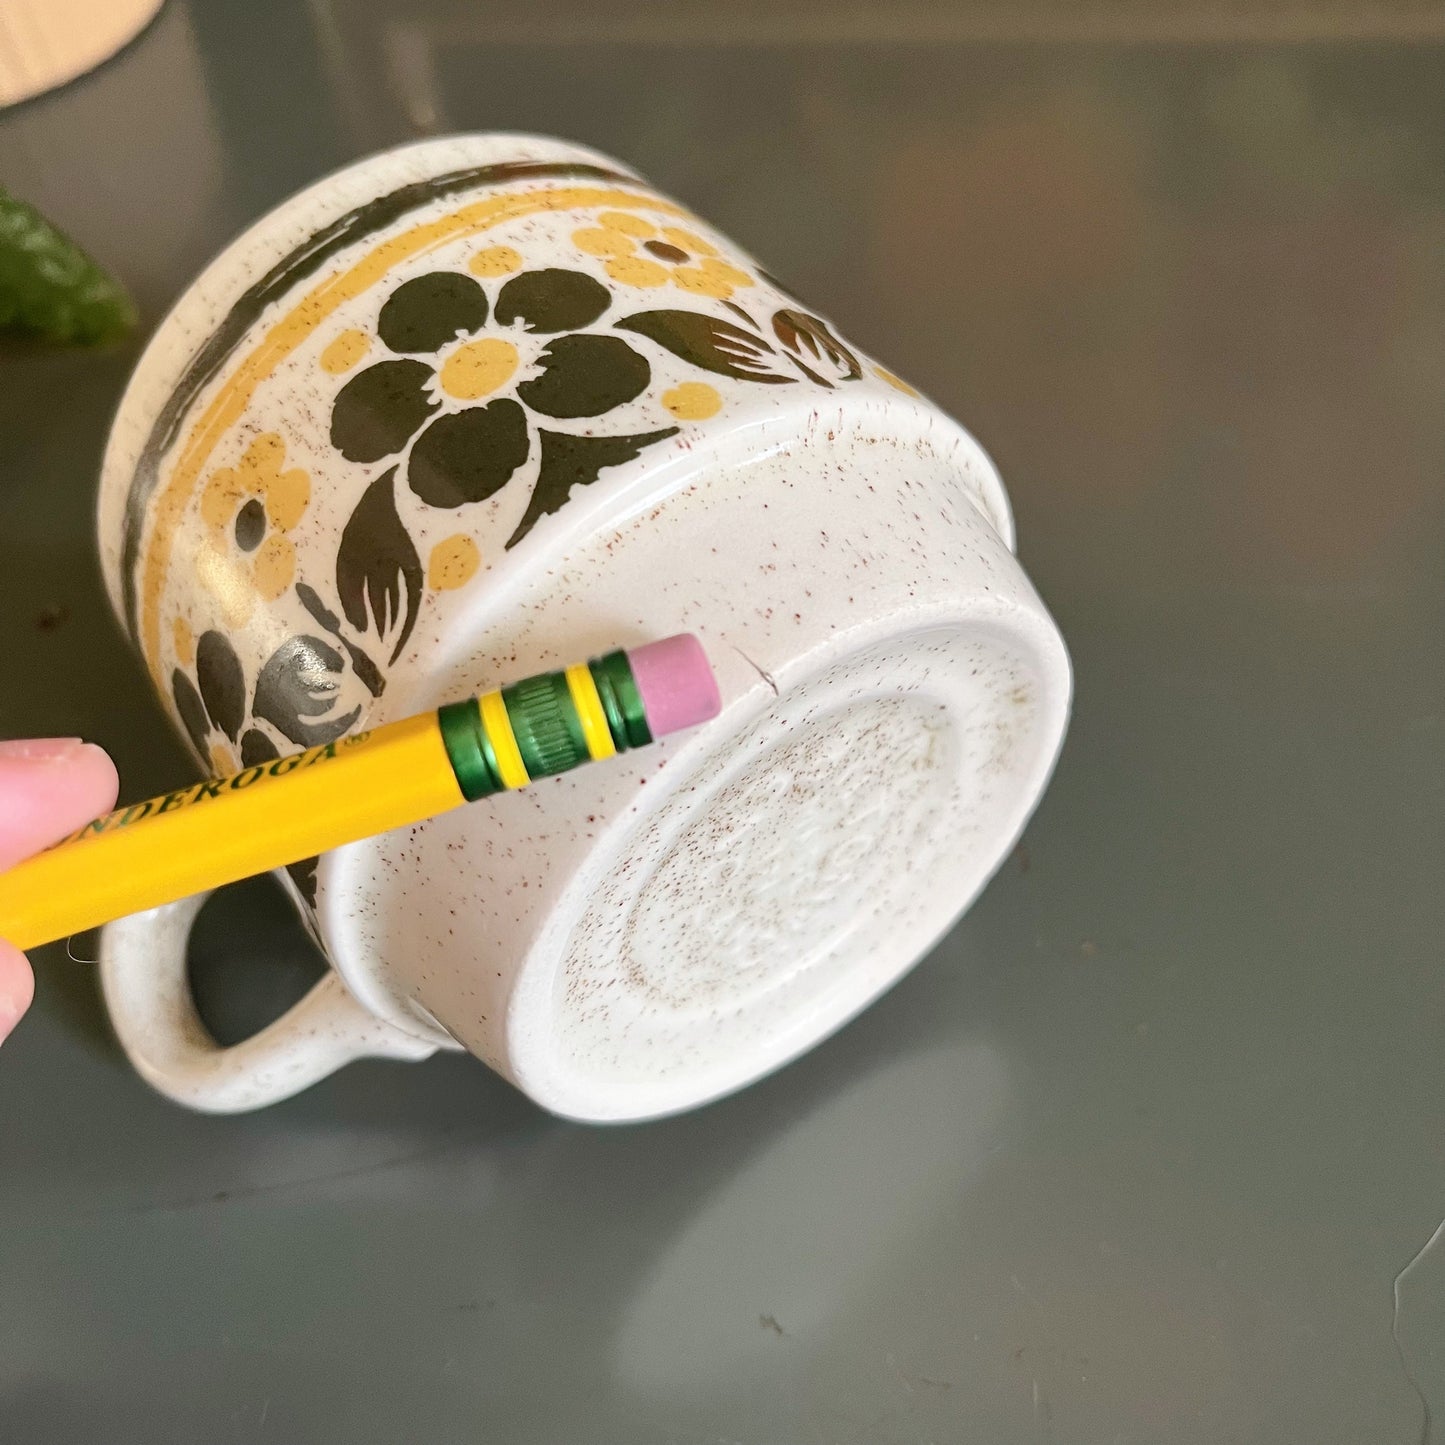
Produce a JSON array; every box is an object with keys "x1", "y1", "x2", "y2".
[
  {"x1": 0, "y1": 740, "x2": 121, "y2": 869},
  {"x1": 75, "y1": 742, "x2": 121, "y2": 814},
  {"x1": 0, "y1": 941, "x2": 34, "y2": 1045}
]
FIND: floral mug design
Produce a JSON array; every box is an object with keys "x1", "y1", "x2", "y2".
[{"x1": 96, "y1": 135, "x2": 1070, "y2": 1120}]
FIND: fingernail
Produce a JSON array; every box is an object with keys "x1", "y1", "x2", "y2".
[
  {"x1": 0, "y1": 995, "x2": 20, "y2": 1043},
  {"x1": 0, "y1": 737, "x2": 84, "y2": 762}
]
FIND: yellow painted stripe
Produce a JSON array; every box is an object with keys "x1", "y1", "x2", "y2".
[
  {"x1": 479, "y1": 689, "x2": 529, "y2": 790},
  {"x1": 565, "y1": 664, "x2": 616, "y2": 761},
  {"x1": 137, "y1": 185, "x2": 694, "y2": 681}
]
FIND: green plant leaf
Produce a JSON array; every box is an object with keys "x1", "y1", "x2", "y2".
[{"x1": 0, "y1": 187, "x2": 136, "y2": 345}]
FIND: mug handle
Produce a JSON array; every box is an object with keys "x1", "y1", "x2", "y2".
[{"x1": 98, "y1": 891, "x2": 437, "y2": 1113}]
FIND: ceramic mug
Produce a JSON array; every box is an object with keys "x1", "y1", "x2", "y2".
[{"x1": 96, "y1": 134, "x2": 1071, "y2": 1121}]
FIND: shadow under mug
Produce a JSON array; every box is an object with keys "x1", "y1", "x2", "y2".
[{"x1": 95, "y1": 133, "x2": 1071, "y2": 1121}]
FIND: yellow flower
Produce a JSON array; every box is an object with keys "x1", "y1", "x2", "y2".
[
  {"x1": 197, "y1": 433, "x2": 310, "y2": 627},
  {"x1": 572, "y1": 212, "x2": 753, "y2": 300}
]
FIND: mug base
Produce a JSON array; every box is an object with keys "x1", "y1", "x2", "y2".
[
  {"x1": 508, "y1": 611, "x2": 1067, "y2": 1122},
  {"x1": 318, "y1": 390, "x2": 1070, "y2": 1122}
]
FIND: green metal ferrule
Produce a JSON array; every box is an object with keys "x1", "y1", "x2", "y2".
[
  {"x1": 503, "y1": 671, "x2": 589, "y2": 780},
  {"x1": 590, "y1": 650, "x2": 652, "y2": 751},
  {"x1": 437, "y1": 698, "x2": 502, "y2": 802},
  {"x1": 439, "y1": 648, "x2": 654, "y2": 799}
]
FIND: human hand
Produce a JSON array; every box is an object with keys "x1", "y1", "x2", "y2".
[{"x1": 0, "y1": 739, "x2": 118, "y2": 1043}]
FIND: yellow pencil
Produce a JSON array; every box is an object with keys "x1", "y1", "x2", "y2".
[{"x1": 0, "y1": 635, "x2": 719, "y2": 951}]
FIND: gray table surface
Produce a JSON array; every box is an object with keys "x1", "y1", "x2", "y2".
[{"x1": 1, "y1": 3, "x2": 1442, "y2": 1441}]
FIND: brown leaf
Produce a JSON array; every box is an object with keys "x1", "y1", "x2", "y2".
[
  {"x1": 505, "y1": 427, "x2": 677, "y2": 550},
  {"x1": 253, "y1": 635, "x2": 362, "y2": 748},
  {"x1": 195, "y1": 630, "x2": 246, "y2": 742},
  {"x1": 614, "y1": 309, "x2": 796, "y2": 384},
  {"x1": 335, "y1": 468, "x2": 422, "y2": 664},
  {"x1": 772, "y1": 308, "x2": 861, "y2": 384}
]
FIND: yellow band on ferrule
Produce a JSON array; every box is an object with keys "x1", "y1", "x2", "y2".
[
  {"x1": 479, "y1": 689, "x2": 530, "y2": 790},
  {"x1": 565, "y1": 664, "x2": 617, "y2": 761}
]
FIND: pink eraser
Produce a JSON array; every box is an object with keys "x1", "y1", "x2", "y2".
[{"x1": 626, "y1": 634, "x2": 721, "y2": 738}]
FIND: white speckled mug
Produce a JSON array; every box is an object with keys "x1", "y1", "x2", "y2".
[{"x1": 96, "y1": 134, "x2": 1070, "y2": 1121}]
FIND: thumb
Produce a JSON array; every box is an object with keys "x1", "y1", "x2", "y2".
[
  {"x1": 0, "y1": 738, "x2": 119, "y2": 872},
  {"x1": 0, "y1": 738, "x2": 118, "y2": 1046},
  {"x1": 0, "y1": 941, "x2": 33, "y2": 1044}
]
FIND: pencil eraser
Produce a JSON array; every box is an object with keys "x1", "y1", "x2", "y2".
[{"x1": 626, "y1": 634, "x2": 721, "y2": 738}]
